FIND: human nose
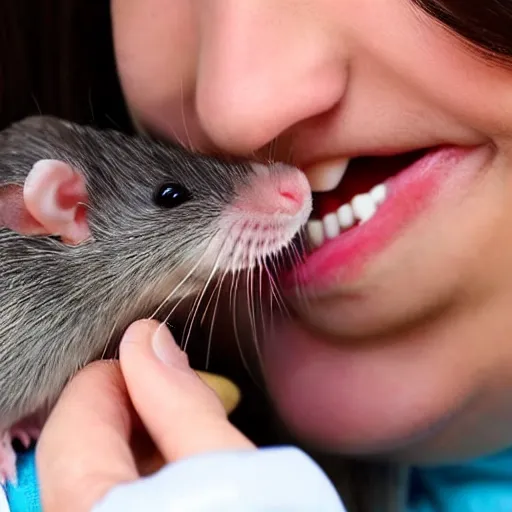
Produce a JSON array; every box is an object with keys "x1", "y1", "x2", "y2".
[{"x1": 194, "y1": 1, "x2": 348, "y2": 156}]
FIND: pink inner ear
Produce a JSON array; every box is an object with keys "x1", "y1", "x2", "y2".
[
  {"x1": 0, "y1": 184, "x2": 49, "y2": 236},
  {"x1": 57, "y1": 172, "x2": 88, "y2": 210},
  {"x1": 23, "y1": 159, "x2": 92, "y2": 245}
]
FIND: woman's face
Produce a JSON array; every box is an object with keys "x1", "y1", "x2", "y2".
[{"x1": 111, "y1": 0, "x2": 512, "y2": 462}]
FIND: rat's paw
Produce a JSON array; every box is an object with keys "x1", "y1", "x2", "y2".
[
  {"x1": 0, "y1": 431, "x2": 17, "y2": 486},
  {"x1": 0, "y1": 421, "x2": 41, "y2": 486}
]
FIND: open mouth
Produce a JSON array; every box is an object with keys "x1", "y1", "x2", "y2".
[
  {"x1": 306, "y1": 148, "x2": 430, "y2": 248},
  {"x1": 283, "y1": 143, "x2": 490, "y2": 288}
]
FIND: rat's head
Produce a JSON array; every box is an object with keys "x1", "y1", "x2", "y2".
[{"x1": 1, "y1": 116, "x2": 312, "y2": 290}]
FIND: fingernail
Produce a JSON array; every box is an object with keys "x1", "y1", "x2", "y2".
[{"x1": 151, "y1": 324, "x2": 190, "y2": 369}]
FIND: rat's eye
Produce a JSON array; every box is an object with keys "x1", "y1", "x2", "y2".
[{"x1": 154, "y1": 183, "x2": 192, "y2": 208}]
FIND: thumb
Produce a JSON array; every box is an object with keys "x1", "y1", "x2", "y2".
[{"x1": 119, "y1": 320, "x2": 255, "y2": 462}]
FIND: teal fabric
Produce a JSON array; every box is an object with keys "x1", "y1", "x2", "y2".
[
  {"x1": 408, "y1": 447, "x2": 512, "y2": 512},
  {"x1": 4, "y1": 449, "x2": 41, "y2": 512},
  {"x1": 6, "y1": 444, "x2": 512, "y2": 512}
]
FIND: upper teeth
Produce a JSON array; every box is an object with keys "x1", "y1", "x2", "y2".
[
  {"x1": 306, "y1": 183, "x2": 388, "y2": 248},
  {"x1": 305, "y1": 158, "x2": 350, "y2": 192}
]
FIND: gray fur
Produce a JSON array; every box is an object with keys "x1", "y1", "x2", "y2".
[{"x1": 0, "y1": 115, "x2": 262, "y2": 430}]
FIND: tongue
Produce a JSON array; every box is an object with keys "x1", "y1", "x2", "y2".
[{"x1": 311, "y1": 149, "x2": 428, "y2": 219}]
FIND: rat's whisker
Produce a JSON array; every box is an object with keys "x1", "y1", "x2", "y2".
[
  {"x1": 262, "y1": 258, "x2": 276, "y2": 336},
  {"x1": 246, "y1": 248, "x2": 257, "y2": 353},
  {"x1": 284, "y1": 243, "x2": 308, "y2": 311},
  {"x1": 204, "y1": 268, "x2": 230, "y2": 369},
  {"x1": 266, "y1": 256, "x2": 289, "y2": 317},
  {"x1": 229, "y1": 249, "x2": 259, "y2": 386},
  {"x1": 196, "y1": 236, "x2": 237, "y2": 368},
  {"x1": 181, "y1": 236, "x2": 230, "y2": 353},
  {"x1": 268, "y1": 139, "x2": 276, "y2": 164},
  {"x1": 150, "y1": 248, "x2": 211, "y2": 321},
  {"x1": 179, "y1": 78, "x2": 195, "y2": 152},
  {"x1": 257, "y1": 255, "x2": 267, "y2": 350},
  {"x1": 249, "y1": 257, "x2": 266, "y2": 383}
]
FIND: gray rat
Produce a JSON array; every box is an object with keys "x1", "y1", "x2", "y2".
[{"x1": 0, "y1": 115, "x2": 312, "y2": 484}]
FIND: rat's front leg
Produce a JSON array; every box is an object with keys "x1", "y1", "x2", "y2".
[
  {"x1": 0, "y1": 417, "x2": 43, "y2": 486},
  {"x1": 0, "y1": 430, "x2": 18, "y2": 485}
]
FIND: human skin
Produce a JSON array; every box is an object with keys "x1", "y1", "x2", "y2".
[
  {"x1": 37, "y1": 320, "x2": 254, "y2": 512},
  {"x1": 111, "y1": 0, "x2": 512, "y2": 464}
]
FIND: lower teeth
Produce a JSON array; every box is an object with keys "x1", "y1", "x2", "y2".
[{"x1": 306, "y1": 183, "x2": 387, "y2": 248}]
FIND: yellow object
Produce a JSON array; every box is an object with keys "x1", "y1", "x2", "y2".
[{"x1": 196, "y1": 371, "x2": 241, "y2": 415}]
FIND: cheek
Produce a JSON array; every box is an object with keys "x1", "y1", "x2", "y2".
[
  {"x1": 261, "y1": 316, "x2": 480, "y2": 456},
  {"x1": 342, "y1": 1, "x2": 512, "y2": 137},
  {"x1": 111, "y1": 0, "x2": 204, "y2": 145}
]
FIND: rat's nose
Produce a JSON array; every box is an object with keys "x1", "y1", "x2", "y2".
[
  {"x1": 273, "y1": 165, "x2": 312, "y2": 217},
  {"x1": 237, "y1": 163, "x2": 312, "y2": 218}
]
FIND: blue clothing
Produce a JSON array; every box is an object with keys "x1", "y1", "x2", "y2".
[
  {"x1": 4, "y1": 451, "x2": 40, "y2": 512},
  {"x1": 6, "y1": 444, "x2": 512, "y2": 511},
  {"x1": 408, "y1": 447, "x2": 512, "y2": 512}
]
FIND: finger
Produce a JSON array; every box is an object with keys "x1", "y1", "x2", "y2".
[
  {"x1": 132, "y1": 369, "x2": 243, "y2": 476},
  {"x1": 37, "y1": 361, "x2": 138, "y2": 512},
  {"x1": 131, "y1": 430, "x2": 166, "y2": 476},
  {"x1": 119, "y1": 320, "x2": 255, "y2": 462}
]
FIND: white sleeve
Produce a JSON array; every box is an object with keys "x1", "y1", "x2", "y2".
[
  {"x1": 0, "y1": 486, "x2": 11, "y2": 512},
  {"x1": 92, "y1": 446, "x2": 347, "y2": 512}
]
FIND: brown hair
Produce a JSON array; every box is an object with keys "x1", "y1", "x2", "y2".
[
  {"x1": 412, "y1": 0, "x2": 512, "y2": 63},
  {"x1": 0, "y1": 0, "x2": 131, "y2": 132}
]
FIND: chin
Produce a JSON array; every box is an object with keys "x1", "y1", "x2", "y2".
[{"x1": 259, "y1": 313, "x2": 485, "y2": 464}]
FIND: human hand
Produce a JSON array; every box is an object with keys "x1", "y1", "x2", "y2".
[
  {"x1": 25, "y1": 319, "x2": 344, "y2": 512},
  {"x1": 35, "y1": 319, "x2": 253, "y2": 511}
]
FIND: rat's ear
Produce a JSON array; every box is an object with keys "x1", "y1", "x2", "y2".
[
  {"x1": 23, "y1": 159, "x2": 92, "y2": 245},
  {"x1": 1, "y1": 159, "x2": 91, "y2": 245},
  {"x1": 0, "y1": 184, "x2": 48, "y2": 236}
]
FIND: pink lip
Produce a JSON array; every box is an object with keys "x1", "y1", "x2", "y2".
[{"x1": 284, "y1": 145, "x2": 492, "y2": 289}]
